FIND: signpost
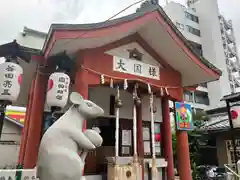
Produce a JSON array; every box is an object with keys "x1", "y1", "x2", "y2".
[
  {"x1": 175, "y1": 102, "x2": 193, "y2": 131},
  {"x1": 113, "y1": 56, "x2": 160, "y2": 80}
]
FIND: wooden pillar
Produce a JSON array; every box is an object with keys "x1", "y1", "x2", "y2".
[
  {"x1": 162, "y1": 97, "x2": 174, "y2": 180},
  {"x1": 136, "y1": 100, "x2": 144, "y2": 180},
  {"x1": 176, "y1": 131, "x2": 192, "y2": 180},
  {"x1": 175, "y1": 93, "x2": 192, "y2": 180},
  {"x1": 18, "y1": 78, "x2": 35, "y2": 166},
  {"x1": 23, "y1": 66, "x2": 48, "y2": 168}
]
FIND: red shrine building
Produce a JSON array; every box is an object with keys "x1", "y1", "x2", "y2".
[{"x1": 12, "y1": 2, "x2": 221, "y2": 180}]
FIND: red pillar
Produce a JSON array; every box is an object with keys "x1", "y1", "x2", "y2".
[
  {"x1": 136, "y1": 101, "x2": 144, "y2": 180},
  {"x1": 176, "y1": 131, "x2": 192, "y2": 180},
  {"x1": 23, "y1": 66, "x2": 48, "y2": 168},
  {"x1": 162, "y1": 97, "x2": 174, "y2": 180},
  {"x1": 18, "y1": 78, "x2": 35, "y2": 165}
]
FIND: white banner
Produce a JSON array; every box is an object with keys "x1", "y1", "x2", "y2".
[
  {"x1": 113, "y1": 56, "x2": 160, "y2": 80},
  {"x1": 0, "y1": 169, "x2": 16, "y2": 180},
  {"x1": 0, "y1": 169, "x2": 38, "y2": 180}
]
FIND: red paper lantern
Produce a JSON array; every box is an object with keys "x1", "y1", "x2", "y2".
[
  {"x1": 231, "y1": 110, "x2": 238, "y2": 120},
  {"x1": 18, "y1": 74, "x2": 22, "y2": 85},
  {"x1": 47, "y1": 79, "x2": 54, "y2": 92},
  {"x1": 155, "y1": 133, "x2": 161, "y2": 141}
]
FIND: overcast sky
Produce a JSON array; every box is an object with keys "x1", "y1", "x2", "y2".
[{"x1": 0, "y1": 0, "x2": 239, "y2": 49}]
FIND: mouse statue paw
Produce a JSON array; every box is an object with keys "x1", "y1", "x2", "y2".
[
  {"x1": 80, "y1": 176, "x2": 86, "y2": 180},
  {"x1": 84, "y1": 129, "x2": 103, "y2": 148}
]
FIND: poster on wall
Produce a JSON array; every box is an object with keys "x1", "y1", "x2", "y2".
[
  {"x1": 154, "y1": 123, "x2": 161, "y2": 155},
  {"x1": 175, "y1": 102, "x2": 193, "y2": 131},
  {"x1": 122, "y1": 146, "x2": 130, "y2": 155},
  {"x1": 122, "y1": 130, "x2": 132, "y2": 146},
  {"x1": 144, "y1": 141, "x2": 151, "y2": 155},
  {"x1": 143, "y1": 127, "x2": 150, "y2": 141}
]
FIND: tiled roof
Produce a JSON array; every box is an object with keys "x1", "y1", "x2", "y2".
[
  {"x1": 199, "y1": 115, "x2": 230, "y2": 131},
  {"x1": 43, "y1": 1, "x2": 222, "y2": 76}
]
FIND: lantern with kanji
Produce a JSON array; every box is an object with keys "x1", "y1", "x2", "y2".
[
  {"x1": 46, "y1": 72, "x2": 70, "y2": 109},
  {"x1": 230, "y1": 105, "x2": 240, "y2": 128},
  {"x1": 0, "y1": 62, "x2": 23, "y2": 103}
]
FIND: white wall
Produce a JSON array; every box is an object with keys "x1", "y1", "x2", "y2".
[
  {"x1": 0, "y1": 121, "x2": 22, "y2": 168},
  {"x1": 89, "y1": 87, "x2": 162, "y2": 122},
  {"x1": 164, "y1": 2, "x2": 201, "y2": 44},
  {"x1": 190, "y1": 0, "x2": 231, "y2": 108},
  {"x1": 16, "y1": 32, "x2": 45, "y2": 50}
]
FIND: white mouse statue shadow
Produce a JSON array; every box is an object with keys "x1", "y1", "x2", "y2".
[{"x1": 37, "y1": 92, "x2": 104, "y2": 180}]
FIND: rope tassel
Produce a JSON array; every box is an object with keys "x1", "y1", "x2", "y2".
[
  {"x1": 110, "y1": 78, "x2": 114, "y2": 88},
  {"x1": 150, "y1": 93, "x2": 157, "y2": 179},
  {"x1": 100, "y1": 74, "x2": 105, "y2": 84},
  {"x1": 148, "y1": 84, "x2": 151, "y2": 94},
  {"x1": 160, "y1": 87, "x2": 164, "y2": 97},
  {"x1": 124, "y1": 79, "x2": 128, "y2": 90}
]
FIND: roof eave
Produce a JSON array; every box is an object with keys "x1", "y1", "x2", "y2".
[{"x1": 42, "y1": 4, "x2": 222, "y2": 77}]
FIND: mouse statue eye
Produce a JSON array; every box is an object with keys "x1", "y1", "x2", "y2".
[{"x1": 86, "y1": 102, "x2": 93, "y2": 107}]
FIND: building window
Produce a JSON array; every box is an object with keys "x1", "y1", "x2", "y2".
[
  {"x1": 184, "y1": 91, "x2": 193, "y2": 102},
  {"x1": 188, "y1": 41, "x2": 202, "y2": 56},
  {"x1": 176, "y1": 22, "x2": 184, "y2": 30},
  {"x1": 186, "y1": 25, "x2": 201, "y2": 36},
  {"x1": 199, "y1": 82, "x2": 207, "y2": 88},
  {"x1": 185, "y1": 11, "x2": 199, "y2": 23},
  {"x1": 194, "y1": 91, "x2": 209, "y2": 105}
]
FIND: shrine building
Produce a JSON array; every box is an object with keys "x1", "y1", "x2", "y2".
[{"x1": 7, "y1": 2, "x2": 222, "y2": 180}]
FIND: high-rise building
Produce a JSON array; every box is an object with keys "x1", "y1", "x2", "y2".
[{"x1": 164, "y1": 0, "x2": 240, "y2": 110}]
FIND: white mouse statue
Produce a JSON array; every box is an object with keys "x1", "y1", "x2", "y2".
[{"x1": 36, "y1": 92, "x2": 104, "y2": 180}]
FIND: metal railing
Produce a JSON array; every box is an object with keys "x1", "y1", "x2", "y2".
[{"x1": 224, "y1": 164, "x2": 240, "y2": 180}]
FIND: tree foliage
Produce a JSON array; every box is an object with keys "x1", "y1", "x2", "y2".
[{"x1": 172, "y1": 110, "x2": 208, "y2": 180}]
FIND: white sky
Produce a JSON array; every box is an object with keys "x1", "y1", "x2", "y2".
[{"x1": 0, "y1": 0, "x2": 239, "y2": 46}]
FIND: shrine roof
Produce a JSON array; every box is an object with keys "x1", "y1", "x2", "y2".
[{"x1": 43, "y1": 3, "x2": 221, "y2": 77}]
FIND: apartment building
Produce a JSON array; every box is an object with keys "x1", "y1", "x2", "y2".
[
  {"x1": 164, "y1": 0, "x2": 240, "y2": 110},
  {"x1": 219, "y1": 15, "x2": 240, "y2": 93}
]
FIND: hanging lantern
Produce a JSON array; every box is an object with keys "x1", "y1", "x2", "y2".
[
  {"x1": 0, "y1": 62, "x2": 23, "y2": 103},
  {"x1": 230, "y1": 105, "x2": 240, "y2": 128},
  {"x1": 46, "y1": 72, "x2": 70, "y2": 109}
]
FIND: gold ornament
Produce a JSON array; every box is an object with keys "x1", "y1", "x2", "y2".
[{"x1": 115, "y1": 97, "x2": 123, "y2": 108}]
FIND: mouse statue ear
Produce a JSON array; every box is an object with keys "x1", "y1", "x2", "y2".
[{"x1": 69, "y1": 92, "x2": 84, "y2": 105}]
